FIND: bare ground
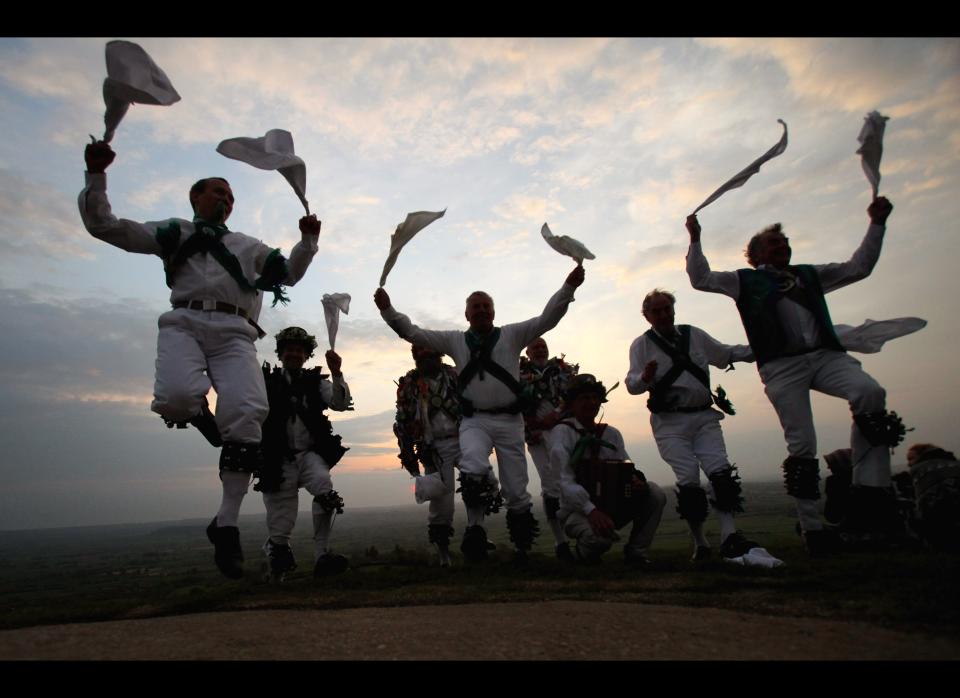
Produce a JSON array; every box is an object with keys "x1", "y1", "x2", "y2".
[{"x1": 2, "y1": 601, "x2": 958, "y2": 660}]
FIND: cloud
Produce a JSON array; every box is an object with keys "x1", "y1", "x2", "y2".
[
  {"x1": 698, "y1": 38, "x2": 958, "y2": 114},
  {"x1": 0, "y1": 169, "x2": 97, "y2": 261}
]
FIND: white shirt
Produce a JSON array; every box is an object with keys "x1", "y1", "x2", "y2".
[
  {"x1": 380, "y1": 283, "x2": 576, "y2": 410},
  {"x1": 685, "y1": 224, "x2": 885, "y2": 351},
  {"x1": 79, "y1": 172, "x2": 318, "y2": 321},
  {"x1": 551, "y1": 419, "x2": 630, "y2": 516},
  {"x1": 625, "y1": 326, "x2": 751, "y2": 408}
]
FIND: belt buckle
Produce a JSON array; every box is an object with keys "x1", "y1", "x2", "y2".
[{"x1": 201, "y1": 299, "x2": 217, "y2": 311}]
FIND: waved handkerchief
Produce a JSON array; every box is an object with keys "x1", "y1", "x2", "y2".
[
  {"x1": 723, "y1": 546, "x2": 785, "y2": 569},
  {"x1": 541, "y1": 223, "x2": 595, "y2": 264},
  {"x1": 321, "y1": 293, "x2": 352, "y2": 351},
  {"x1": 692, "y1": 119, "x2": 788, "y2": 215},
  {"x1": 835, "y1": 317, "x2": 926, "y2": 354},
  {"x1": 217, "y1": 129, "x2": 310, "y2": 214},
  {"x1": 101, "y1": 40, "x2": 181, "y2": 143},
  {"x1": 414, "y1": 472, "x2": 448, "y2": 504},
  {"x1": 856, "y1": 111, "x2": 890, "y2": 199},
  {"x1": 378, "y1": 210, "x2": 446, "y2": 287}
]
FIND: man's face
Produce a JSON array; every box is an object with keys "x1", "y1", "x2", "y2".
[
  {"x1": 413, "y1": 346, "x2": 443, "y2": 377},
  {"x1": 191, "y1": 179, "x2": 235, "y2": 223},
  {"x1": 643, "y1": 295, "x2": 675, "y2": 335},
  {"x1": 280, "y1": 343, "x2": 308, "y2": 371},
  {"x1": 525, "y1": 338, "x2": 549, "y2": 365},
  {"x1": 465, "y1": 293, "x2": 495, "y2": 334},
  {"x1": 756, "y1": 231, "x2": 792, "y2": 269},
  {"x1": 570, "y1": 391, "x2": 602, "y2": 425}
]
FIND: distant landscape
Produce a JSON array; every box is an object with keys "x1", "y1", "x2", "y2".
[{"x1": 1, "y1": 482, "x2": 957, "y2": 644}]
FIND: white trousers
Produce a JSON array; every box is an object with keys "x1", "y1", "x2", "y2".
[
  {"x1": 413, "y1": 436, "x2": 461, "y2": 527},
  {"x1": 760, "y1": 349, "x2": 889, "y2": 487},
  {"x1": 562, "y1": 482, "x2": 667, "y2": 557},
  {"x1": 650, "y1": 409, "x2": 731, "y2": 487},
  {"x1": 151, "y1": 309, "x2": 268, "y2": 443},
  {"x1": 459, "y1": 413, "x2": 531, "y2": 512},
  {"x1": 261, "y1": 450, "x2": 334, "y2": 547},
  {"x1": 526, "y1": 428, "x2": 560, "y2": 499}
]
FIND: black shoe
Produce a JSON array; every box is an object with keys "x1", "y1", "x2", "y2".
[
  {"x1": 189, "y1": 399, "x2": 223, "y2": 447},
  {"x1": 313, "y1": 553, "x2": 348, "y2": 577},
  {"x1": 691, "y1": 545, "x2": 712, "y2": 562},
  {"x1": 461, "y1": 525, "x2": 489, "y2": 562},
  {"x1": 802, "y1": 527, "x2": 842, "y2": 557},
  {"x1": 555, "y1": 542, "x2": 575, "y2": 563},
  {"x1": 206, "y1": 518, "x2": 243, "y2": 579},
  {"x1": 265, "y1": 542, "x2": 297, "y2": 580},
  {"x1": 624, "y1": 549, "x2": 653, "y2": 569},
  {"x1": 720, "y1": 531, "x2": 760, "y2": 559}
]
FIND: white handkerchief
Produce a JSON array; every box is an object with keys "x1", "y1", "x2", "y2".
[
  {"x1": 723, "y1": 547, "x2": 785, "y2": 568},
  {"x1": 835, "y1": 317, "x2": 926, "y2": 354},
  {"x1": 101, "y1": 40, "x2": 181, "y2": 143},
  {"x1": 856, "y1": 111, "x2": 890, "y2": 199},
  {"x1": 217, "y1": 129, "x2": 309, "y2": 214},
  {"x1": 379, "y1": 210, "x2": 446, "y2": 287},
  {"x1": 415, "y1": 472, "x2": 447, "y2": 504},
  {"x1": 321, "y1": 293, "x2": 352, "y2": 351},
  {"x1": 692, "y1": 120, "x2": 788, "y2": 215},
  {"x1": 540, "y1": 223, "x2": 595, "y2": 264}
]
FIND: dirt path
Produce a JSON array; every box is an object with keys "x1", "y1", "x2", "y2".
[{"x1": 2, "y1": 601, "x2": 957, "y2": 660}]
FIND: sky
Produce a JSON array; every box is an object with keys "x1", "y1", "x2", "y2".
[{"x1": 0, "y1": 37, "x2": 957, "y2": 530}]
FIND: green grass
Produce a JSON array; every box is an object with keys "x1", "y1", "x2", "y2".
[{"x1": 1, "y1": 483, "x2": 957, "y2": 637}]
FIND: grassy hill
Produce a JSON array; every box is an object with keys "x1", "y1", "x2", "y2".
[{"x1": 1, "y1": 482, "x2": 957, "y2": 637}]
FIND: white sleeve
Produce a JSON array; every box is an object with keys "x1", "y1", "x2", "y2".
[
  {"x1": 695, "y1": 327, "x2": 754, "y2": 368},
  {"x1": 78, "y1": 172, "x2": 163, "y2": 255},
  {"x1": 686, "y1": 242, "x2": 740, "y2": 298},
  {"x1": 380, "y1": 306, "x2": 461, "y2": 356},
  {"x1": 814, "y1": 224, "x2": 886, "y2": 293},
  {"x1": 508, "y1": 282, "x2": 577, "y2": 349},
  {"x1": 625, "y1": 336, "x2": 653, "y2": 395},
  {"x1": 321, "y1": 375, "x2": 353, "y2": 411},
  {"x1": 553, "y1": 424, "x2": 595, "y2": 516}
]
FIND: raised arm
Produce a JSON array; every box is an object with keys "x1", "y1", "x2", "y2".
[
  {"x1": 374, "y1": 287, "x2": 461, "y2": 356},
  {"x1": 78, "y1": 141, "x2": 163, "y2": 255},
  {"x1": 321, "y1": 350, "x2": 353, "y2": 411},
  {"x1": 512, "y1": 265, "x2": 583, "y2": 348},
  {"x1": 281, "y1": 214, "x2": 320, "y2": 286},
  {"x1": 815, "y1": 197, "x2": 892, "y2": 293},
  {"x1": 685, "y1": 214, "x2": 740, "y2": 298}
]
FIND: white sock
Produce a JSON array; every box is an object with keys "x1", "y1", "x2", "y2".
[
  {"x1": 549, "y1": 518, "x2": 566, "y2": 547},
  {"x1": 216, "y1": 471, "x2": 250, "y2": 527},
  {"x1": 716, "y1": 511, "x2": 737, "y2": 542},
  {"x1": 312, "y1": 501, "x2": 333, "y2": 559},
  {"x1": 688, "y1": 521, "x2": 710, "y2": 548},
  {"x1": 796, "y1": 499, "x2": 823, "y2": 531},
  {"x1": 466, "y1": 506, "x2": 485, "y2": 527}
]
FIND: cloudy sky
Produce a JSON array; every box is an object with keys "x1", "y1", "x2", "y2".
[{"x1": 0, "y1": 37, "x2": 957, "y2": 530}]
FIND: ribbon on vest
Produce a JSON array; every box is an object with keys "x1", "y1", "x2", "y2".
[{"x1": 155, "y1": 218, "x2": 290, "y2": 307}]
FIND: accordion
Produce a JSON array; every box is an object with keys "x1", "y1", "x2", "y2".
[{"x1": 574, "y1": 458, "x2": 644, "y2": 529}]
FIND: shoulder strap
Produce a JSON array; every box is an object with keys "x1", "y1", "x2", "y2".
[{"x1": 458, "y1": 328, "x2": 524, "y2": 396}]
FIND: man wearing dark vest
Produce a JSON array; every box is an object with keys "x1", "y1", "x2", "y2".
[
  {"x1": 79, "y1": 141, "x2": 320, "y2": 579},
  {"x1": 625, "y1": 289, "x2": 780, "y2": 565},
  {"x1": 685, "y1": 197, "x2": 900, "y2": 554},
  {"x1": 374, "y1": 265, "x2": 585, "y2": 561},
  {"x1": 552, "y1": 374, "x2": 667, "y2": 566},
  {"x1": 259, "y1": 327, "x2": 352, "y2": 581}
]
